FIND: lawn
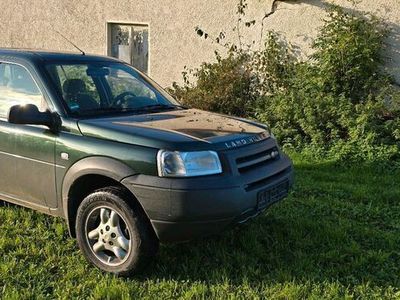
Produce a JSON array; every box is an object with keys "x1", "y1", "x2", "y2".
[{"x1": 0, "y1": 153, "x2": 399, "y2": 299}]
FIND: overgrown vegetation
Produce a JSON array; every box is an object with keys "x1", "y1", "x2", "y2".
[
  {"x1": 170, "y1": 5, "x2": 400, "y2": 161},
  {"x1": 1, "y1": 155, "x2": 399, "y2": 298},
  {"x1": 172, "y1": 53, "x2": 256, "y2": 117}
]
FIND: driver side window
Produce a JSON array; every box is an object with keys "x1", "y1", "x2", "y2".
[{"x1": 0, "y1": 63, "x2": 47, "y2": 118}]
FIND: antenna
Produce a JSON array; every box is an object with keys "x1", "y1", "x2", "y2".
[{"x1": 53, "y1": 29, "x2": 85, "y2": 55}]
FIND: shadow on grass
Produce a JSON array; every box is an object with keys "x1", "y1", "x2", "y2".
[{"x1": 139, "y1": 159, "x2": 400, "y2": 289}]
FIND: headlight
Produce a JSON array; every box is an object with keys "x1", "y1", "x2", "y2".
[{"x1": 157, "y1": 150, "x2": 222, "y2": 177}]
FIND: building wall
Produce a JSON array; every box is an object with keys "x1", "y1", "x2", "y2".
[{"x1": 0, "y1": 0, "x2": 398, "y2": 87}]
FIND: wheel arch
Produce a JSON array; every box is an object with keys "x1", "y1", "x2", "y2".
[{"x1": 62, "y1": 156, "x2": 148, "y2": 237}]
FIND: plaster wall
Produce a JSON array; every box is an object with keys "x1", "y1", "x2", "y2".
[{"x1": 0, "y1": 0, "x2": 398, "y2": 86}]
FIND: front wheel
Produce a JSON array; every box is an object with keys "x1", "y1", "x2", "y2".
[{"x1": 75, "y1": 187, "x2": 159, "y2": 276}]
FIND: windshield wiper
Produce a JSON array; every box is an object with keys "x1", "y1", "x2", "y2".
[
  {"x1": 75, "y1": 104, "x2": 187, "y2": 117},
  {"x1": 127, "y1": 104, "x2": 187, "y2": 113},
  {"x1": 135, "y1": 104, "x2": 186, "y2": 111}
]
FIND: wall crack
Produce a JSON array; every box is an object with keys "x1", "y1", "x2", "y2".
[{"x1": 259, "y1": 0, "x2": 285, "y2": 48}]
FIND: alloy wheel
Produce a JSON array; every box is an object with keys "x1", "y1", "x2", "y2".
[{"x1": 85, "y1": 206, "x2": 131, "y2": 266}]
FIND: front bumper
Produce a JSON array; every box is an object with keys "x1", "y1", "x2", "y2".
[{"x1": 122, "y1": 153, "x2": 294, "y2": 243}]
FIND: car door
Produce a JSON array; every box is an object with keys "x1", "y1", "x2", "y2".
[
  {"x1": 1, "y1": 62, "x2": 57, "y2": 208},
  {"x1": 0, "y1": 121, "x2": 16, "y2": 198},
  {"x1": 0, "y1": 63, "x2": 18, "y2": 198}
]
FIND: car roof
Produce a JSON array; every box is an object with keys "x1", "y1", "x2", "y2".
[{"x1": 0, "y1": 48, "x2": 121, "y2": 64}]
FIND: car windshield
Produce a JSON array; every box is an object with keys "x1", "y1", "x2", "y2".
[{"x1": 45, "y1": 62, "x2": 182, "y2": 117}]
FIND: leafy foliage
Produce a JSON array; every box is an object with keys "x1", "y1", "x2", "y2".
[
  {"x1": 169, "y1": 52, "x2": 257, "y2": 118},
  {"x1": 256, "y1": 6, "x2": 400, "y2": 161},
  {"x1": 311, "y1": 8, "x2": 388, "y2": 103},
  {"x1": 169, "y1": 5, "x2": 400, "y2": 161}
]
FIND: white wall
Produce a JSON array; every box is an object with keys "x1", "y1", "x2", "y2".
[{"x1": 0, "y1": 0, "x2": 398, "y2": 86}]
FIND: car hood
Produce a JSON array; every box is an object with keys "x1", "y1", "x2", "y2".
[{"x1": 77, "y1": 109, "x2": 270, "y2": 151}]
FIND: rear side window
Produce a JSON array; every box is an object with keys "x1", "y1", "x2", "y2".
[{"x1": 0, "y1": 63, "x2": 47, "y2": 118}]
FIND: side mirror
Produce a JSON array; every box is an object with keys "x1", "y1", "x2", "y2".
[{"x1": 8, "y1": 104, "x2": 58, "y2": 130}]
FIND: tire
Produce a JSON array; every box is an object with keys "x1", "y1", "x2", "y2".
[{"x1": 75, "y1": 186, "x2": 159, "y2": 277}]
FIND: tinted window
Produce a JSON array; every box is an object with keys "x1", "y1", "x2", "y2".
[{"x1": 0, "y1": 63, "x2": 47, "y2": 117}]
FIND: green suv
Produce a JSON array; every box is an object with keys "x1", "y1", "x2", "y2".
[{"x1": 0, "y1": 49, "x2": 293, "y2": 276}]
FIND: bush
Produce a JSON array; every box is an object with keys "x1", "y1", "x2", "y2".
[
  {"x1": 168, "y1": 52, "x2": 257, "y2": 118},
  {"x1": 170, "y1": 4, "x2": 400, "y2": 161},
  {"x1": 256, "y1": 6, "x2": 400, "y2": 161}
]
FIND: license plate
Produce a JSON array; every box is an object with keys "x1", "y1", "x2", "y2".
[{"x1": 257, "y1": 180, "x2": 289, "y2": 210}]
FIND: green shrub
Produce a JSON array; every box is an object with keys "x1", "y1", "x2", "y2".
[
  {"x1": 170, "y1": 4, "x2": 400, "y2": 161},
  {"x1": 256, "y1": 5, "x2": 400, "y2": 161},
  {"x1": 311, "y1": 8, "x2": 389, "y2": 103},
  {"x1": 168, "y1": 52, "x2": 257, "y2": 118}
]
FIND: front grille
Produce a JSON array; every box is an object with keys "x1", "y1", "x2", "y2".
[
  {"x1": 223, "y1": 138, "x2": 291, "y2": 193},
  {"x1": 236, "y1": 146, "x2": 280, "y2": 174},
  {"x1": 245, "y1": 166, "x2": 292, "y2": 192}
]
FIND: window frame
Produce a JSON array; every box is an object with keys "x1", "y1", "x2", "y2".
[
  {"x1": 106, "y1": 21, "x2": 151, "y2": 75},
  {"x1": 0, "y1": 60, "x2": 50, "y2": 121}
]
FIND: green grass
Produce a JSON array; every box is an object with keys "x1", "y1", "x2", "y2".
[{"x1": 0, "y1": 154, "x2": 399, "y2": 299}]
